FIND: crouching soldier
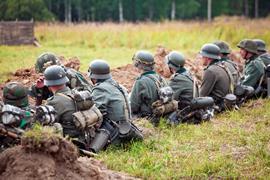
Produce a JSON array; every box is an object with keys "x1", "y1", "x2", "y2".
[
  {"x1": 130, "y1": 50, "x2": 167, "y2": 126},
  {"x1": 88, "y1": 60, "x2": 143, "y2": 153},
  {"x1": 164, "y1": 52, "x2": 214, "y2": 125},
  {"x1": 237, "y1": 39, "x2": 265, "y2": 97},
  {"x1": 199, "y1": 43, "x2": 236, "y2": 112},
  {"x1": 30, "y1": 52, "x2": 93, "y2": 105}
]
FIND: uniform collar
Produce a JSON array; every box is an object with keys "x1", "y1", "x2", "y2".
[
  {"x1": 220, "y1": 56, "x2": 229, "y2": 62},
  {"x1": 141, "y1": 70, "x2": 156, "y2": 76},
  {"x1": 205, "y1": 59, "x2": 219, "y2": 70},
  {"x1": 246, "y1": 54, "x2": 258, "y2": 64},
  {"x1": 55, "y1": 86, "x2": 70, "y2": 94},
  {"x1": 176, "y1": 67, "x2": 187, "y2": 74}
]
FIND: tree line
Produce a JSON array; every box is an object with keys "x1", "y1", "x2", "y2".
[{"x1": 0, "y1": 0, "x2": 270, "y2": 22}]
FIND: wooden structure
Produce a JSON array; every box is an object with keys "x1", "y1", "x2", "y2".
[{"x1": 0, "y1": 21, "x2": 34, "y2": 45}]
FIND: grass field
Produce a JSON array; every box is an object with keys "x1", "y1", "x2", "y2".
[{"x1": 0, "y1": 17, "x2": 270, "y2": 178}]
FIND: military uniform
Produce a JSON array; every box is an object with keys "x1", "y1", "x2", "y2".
[
  {"x1": 200, "y1": 60, "x2": 231, "y2": 103},
  {"x1": 169, "y1": 67, "x2": 196, "y2": 102},
  {"x1": 241, "y1": 55, "x2": 265, "y2": 88},
  {"x1": 219, "y1": 57, "x2": 240, "y2": 86},
  {"x1": 30, "y1": 67, "x2": 93, "y2": 103},
  {"x1": 46, "y1": 86, "x2": 80, "y2": 137},
  {"x1": 259, "y1": 53, "x2": 270, "y2": 67},
  {"x1": 92, "y1": 78, "x2": 129, "y2": 123},
  {"x1": 130, "y1": 71, "x2": 166, "y2": 116}
]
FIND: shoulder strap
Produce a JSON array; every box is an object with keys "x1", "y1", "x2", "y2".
[
  {"x1": 57, "y1": 92, "x2": 78, "y2": 111},
  {"x1": 214, "y1": 62, "x2": 234, "y2": 93},
  {"x1": 107, "y1": 80, "x2": 131, "y2": 120},
  {"x1": 176, "y1": 72, "x2": 198, "y2": 98}
]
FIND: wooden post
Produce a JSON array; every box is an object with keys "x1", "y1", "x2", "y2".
[{"x1": 207, "y1": 0, "x2": 212, "y2": 22}]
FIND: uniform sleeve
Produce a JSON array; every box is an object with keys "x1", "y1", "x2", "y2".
[
  {"x1": 92, "y1": 86, "x2": 109, "y2": 115},
  {"x1": 200, "y1": 70, "x2": 216, "y2": 97},
  {"x1": 47, "y1": 98, "x2": 64, "y2": 122},
  {"x1": 241, "y1": 62, "x2": 262, "y2": 87},
  {"x1": 130, "y1": 79, "x2": 145, "y2": 113}
]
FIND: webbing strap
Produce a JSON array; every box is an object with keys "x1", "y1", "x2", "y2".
[{"x1": 215, "y1": 62, "x2": 234, "y2": 93}]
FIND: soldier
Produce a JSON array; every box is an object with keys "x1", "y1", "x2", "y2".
[
  {"x1": 213, "y1": 41, "x2": 240, "y2": 86},
  {"x1": 130, "y1": 50, "x2": 167, "y2": 120},
  {"x1": 165, "y1": 51, "x2": 198, "y2": 103},
  {"x1": 30, "y1": 52, "x2": 93, "y2": 105},
  {"x1": 44, "y1": 65, "x2": 81, "y2": 138},
  {"x1": 199, "y1": 43, "x2": 232, "y2": 108},
  {"x1": 253, "y1": 39, "x2": 270, "y2": 67},
  {"x1": 89, "y1": 60, "x2": 143, "y2": 152},
  {"x1": 237, "y1": 39, "x2": 265, "y2": 91}
]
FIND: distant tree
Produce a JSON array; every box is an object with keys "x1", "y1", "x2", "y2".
[{"x1": 3, "y1": 0, "x2": 53, "y2": 21}]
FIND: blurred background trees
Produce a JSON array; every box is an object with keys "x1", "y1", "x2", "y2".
[{"x1": 0, "y1": 0, "x2": 269, "y2": 22}]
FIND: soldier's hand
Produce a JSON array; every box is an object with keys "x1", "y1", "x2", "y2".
[{"x1": 36, "y1": 76, "x2": 45, "y2": 88}]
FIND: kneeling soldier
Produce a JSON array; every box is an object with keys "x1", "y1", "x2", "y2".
[{"x1": 89, "y1": 60, "x2": 143, "y2": 153}]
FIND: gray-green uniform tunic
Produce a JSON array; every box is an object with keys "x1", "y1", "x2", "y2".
[
  {"x1": 169, "y1": 67, "x2": 196, "y2": 102},
  {"x1": 47, "y1": 86, "x2": 80, "y2": 137},
  {"x1": 130, "y1": 71, "x2": 165, "y2": 116},
  {"x1": 220, "y1": 56, "x2": 240, "y2": 86},
  {"x1": 200, "y1": 60, "x2": 231, "y2": 103},
  {"x1": 92, "y1": 78, "x2": 128, "y2": 123},
  {"x1": 241, "y1": 55, "x2": 265, "y2": 88}
]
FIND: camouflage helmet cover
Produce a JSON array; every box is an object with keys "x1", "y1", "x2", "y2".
[
  {"x1": 3, "y1": 82, "x2": 29, "y2": 108},
  {"x1": 213, "y1": 41, "x2": 231, "y2": 54},
  {"x1": 237, "y1": 39, "x2": 258, "y2": 54},
  {"x1": 35, "y1": 52, "x2": 59, "y2": 73},
  {"x1": 165, "y1": 51, "x2": 185, "y2": 70}
]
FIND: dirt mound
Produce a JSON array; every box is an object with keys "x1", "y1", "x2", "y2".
[{"x1": 0, "y1": 128, "x2": 137, "y2": 180}]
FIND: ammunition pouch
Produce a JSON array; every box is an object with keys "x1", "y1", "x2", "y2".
[
  {"x1": 158, "y1": 86, "x2": 174, "y2": 103},
  {"x1": 152, "y1": 100, "x2": 178, "y2": 116},
  {"x1": 35, "y1": 105, "x2": 56, "y2": 125},
  {"x1": 73, "y1": 105, "x2": 103, "y2": 130}
]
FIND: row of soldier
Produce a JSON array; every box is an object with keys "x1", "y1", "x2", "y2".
[{"x1": 1, "y1": 38, "x2": 269, "y2": 154}]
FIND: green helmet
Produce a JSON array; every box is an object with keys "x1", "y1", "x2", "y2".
[
  {"x1": 44, "y1": 65, "x2": 69, "y2": 86},
  {"x1": 213, "y1": 41, "x2": 231, "y2": 54},
  {"x1": 237, "y1": 39, "x2": 258, "y2": 54},
  {"x1": 3, "y1": 82, "x2": 29, "y2": 108},
  {"x1": 132, "y1": 50, "x2": 155, "y2": 71},
  {"x1": 88, "y1": 59, "x2": 111, "y2": 80},
  {"x1": 35, "y1": 52, "x2": 59, "y2": 73},
  {"x1": 199, "y1": 43, "x2": 221, "y2": 60},
  {"x1": 165, "y1": 51, "x2": 185, "y2": 70},
  {"x1": 253, "y1": 39, "x2": 267, "y2": 52}
]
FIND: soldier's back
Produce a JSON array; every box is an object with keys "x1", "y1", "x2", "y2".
[{"x1": 169, "y1": 72, "x2": 194, "y2": 101}]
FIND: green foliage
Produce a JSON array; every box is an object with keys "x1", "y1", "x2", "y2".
[
  {"x1": 1, "y1": 0, "x2": 54, "y2": 21},
  {"x1": 1, "y1": 0, "x2": 270, "y2": 22}
]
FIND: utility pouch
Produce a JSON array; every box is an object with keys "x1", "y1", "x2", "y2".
[
  {"x1": 1, "y1": 104, "x2": 25, "y2": 125},
  {"x1": 72, "y1": 105, "x2": 103, "y2": 130}
]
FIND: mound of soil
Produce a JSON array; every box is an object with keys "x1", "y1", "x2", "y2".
[{"x1": 0, "y1": 131, "x2": 137, "y2": 180}]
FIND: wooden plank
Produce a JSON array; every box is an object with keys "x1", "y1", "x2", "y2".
[{"x1": 0, "y1": 21, "x2": 35, "y2": 45}]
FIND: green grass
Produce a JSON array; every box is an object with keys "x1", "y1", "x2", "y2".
[
  {"x1": 0, "y1": 18, "x2": 270, "y2": 178},
  {"x1": 1, "y1": 18, "x2": 270, "y2": 82},
  {"x1": 98, "y1": 100, "x2": 270, "y2": 178}
]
